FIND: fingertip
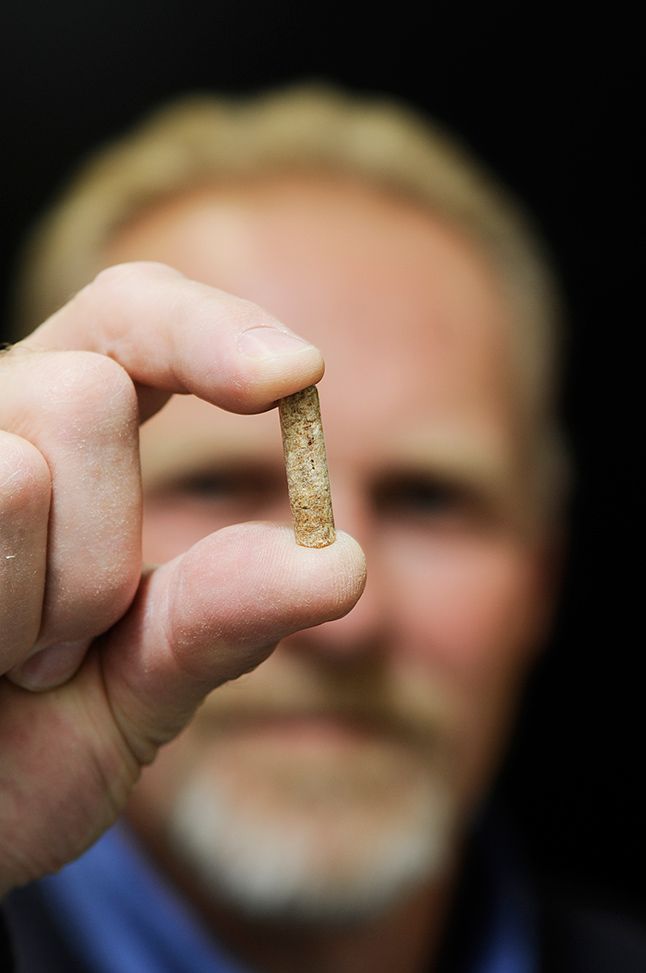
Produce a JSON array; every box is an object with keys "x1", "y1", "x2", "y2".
[
  {"x1": 229, "y1": 341, "x2": 325, "y2": 414},
  {"x1": 329, "y1": 529, "x2": 368, "y2": 602},
  {"x1": 291, "y1": 528, "x2": 367, "y2": 619},
  {"x1": 249, "y1": 523, "x2": 366, "y2": 619}
]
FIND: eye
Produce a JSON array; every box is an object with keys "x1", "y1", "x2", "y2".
[
  {"x1": 179, "y1": 470, "x2": 245, "y2": 499},
  {"x1": 161, "y1": 465, "x2": 282, "y2": 507},
  {"x1": 373, "y1": 474, "x2": 471, "y2": 520}
]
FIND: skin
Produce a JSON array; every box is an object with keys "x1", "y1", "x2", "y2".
[{"x1": 108, "y1": 175, "x2": 555, "y2": 973}]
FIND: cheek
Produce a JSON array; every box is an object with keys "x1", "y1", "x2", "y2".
[
  {"x1": 382, "y1": 531, "x2": 544, "y2": 810},
  {"x1": 384, "y1": 530, "x2": 541, "y2": 684}
]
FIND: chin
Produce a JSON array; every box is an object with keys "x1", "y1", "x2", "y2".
[{"x1": 163, "y1": 738, "x2": 460, "y2": 925}]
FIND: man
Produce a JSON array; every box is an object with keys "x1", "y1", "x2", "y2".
[{"x1": 2, "y1": 85, "x2": 642, "y2": 971}]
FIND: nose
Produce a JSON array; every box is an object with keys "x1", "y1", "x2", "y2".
[{"x1": 283, "y1": 480, "x2": 389, "y2": 660}]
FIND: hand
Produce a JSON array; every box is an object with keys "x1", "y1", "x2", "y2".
[{"x1": 0, "y1": 262, "x2": 366, "y2": 895}]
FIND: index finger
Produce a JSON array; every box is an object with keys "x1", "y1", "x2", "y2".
[{"x1": 21, "y1": 262, "x2": 324, "y2": 420}]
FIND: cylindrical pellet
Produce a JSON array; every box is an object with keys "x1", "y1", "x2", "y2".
[{"x1": 279, "y1": 385, "x2": 336, "y2": 548}]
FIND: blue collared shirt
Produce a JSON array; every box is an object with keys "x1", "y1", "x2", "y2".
[{"x1": 35, "y1": 814, "x2": 537, "y2": 973}]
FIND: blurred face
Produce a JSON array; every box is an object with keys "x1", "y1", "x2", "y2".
[{"x1": 110, "y1": 174, "x2": 551, "y2": 921}]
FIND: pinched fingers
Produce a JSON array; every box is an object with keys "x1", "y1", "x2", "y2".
[{"x1": 0, "y1": 263, "x2": 326, "y2": 688}]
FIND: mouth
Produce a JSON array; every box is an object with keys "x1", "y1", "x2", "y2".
[
  {"x1": 196, "y1": 708, "x2": 435, "y2": 756},
  {"x1": 228, "y1": 713, "x2": 385, "y2": 745}
]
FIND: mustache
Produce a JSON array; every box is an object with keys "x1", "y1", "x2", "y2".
[{"x1": 195, "y1": 656, "x2": 455, "y2": 751}]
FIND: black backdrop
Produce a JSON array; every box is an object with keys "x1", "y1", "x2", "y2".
[{"x1": 1, "y1": 1, "x2": 643, "y2": 918}]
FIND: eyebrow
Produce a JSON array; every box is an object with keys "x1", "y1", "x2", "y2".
[
  {"x1": 383, "y1": 428, "x2": 519, "y2": 513},
  {"x1": 140, "y1": 429, "x2": 281, "y2": 489}
]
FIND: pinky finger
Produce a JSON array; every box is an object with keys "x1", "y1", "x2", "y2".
[{"x1": 0, "y1": 430, "x2": 50, "y2": 673}]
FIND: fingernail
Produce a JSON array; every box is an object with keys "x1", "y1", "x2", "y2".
[
  {"x1": 238, "y1": 326, "x2": 316, "y2": 360},
  {"x1": 8, "y1": 639, "x2": 90, "y2": 692}
]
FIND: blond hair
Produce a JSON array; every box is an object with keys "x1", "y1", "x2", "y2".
[{"x1": 12, "y1": 83, "x2": 568, "y2": 517}]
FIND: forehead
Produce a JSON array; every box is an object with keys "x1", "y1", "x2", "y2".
[{"x1": 108, "y1": 175, "x2": 518, "y2": 472}]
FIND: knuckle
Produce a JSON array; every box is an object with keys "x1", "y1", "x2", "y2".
[
  {"x1": 43, "y1": 351, "x2": 137, "y2": 428},
  {"x1": 90, "y1": 261, "x2": 181, "y2": 296}
]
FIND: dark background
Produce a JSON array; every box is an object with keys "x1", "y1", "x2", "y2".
[{"x1": 2, "y1": 2, "x2": 643, "y2": 918}]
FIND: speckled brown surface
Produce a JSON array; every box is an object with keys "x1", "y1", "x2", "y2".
[{"x1": 279, "y1": 385, "x2": 336, "y2": 547}]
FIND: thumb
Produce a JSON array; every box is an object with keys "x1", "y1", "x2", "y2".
[{"x1": 100, "y1": 524, "x2": 366, "y2": 761}]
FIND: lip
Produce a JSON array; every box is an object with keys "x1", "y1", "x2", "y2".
[
  {"x1": 200, "y1": 710, "x2": 426, "y2": 752},
  {"x1": 245, "y1": 713, "x2": 379, "y2": 741}
]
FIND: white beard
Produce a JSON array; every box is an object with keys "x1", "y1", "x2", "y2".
[{"x1": 165, "y1": 741, "x2": 458, "y2": 924}]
